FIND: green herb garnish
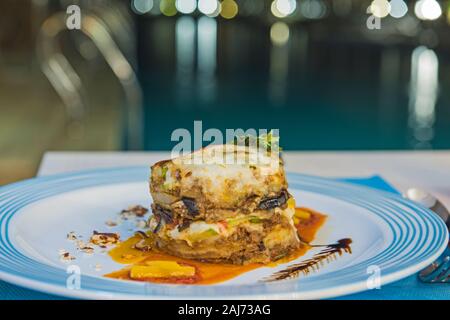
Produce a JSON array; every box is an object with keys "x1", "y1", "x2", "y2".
[
  {"x1": 161, "y1": 166, "x2": 168, "y2": 180},
  {"x1": 231, "y1": 130, "x2": 281, "y2": 153}
]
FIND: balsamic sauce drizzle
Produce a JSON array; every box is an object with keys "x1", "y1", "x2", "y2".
[{"x1": 263, "y1": 238, "x2": 353, "y2": 282}]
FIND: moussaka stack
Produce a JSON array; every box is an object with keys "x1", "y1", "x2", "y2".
[{"x1": 148, "y1": 144, "x2": 299, "y2": 264}]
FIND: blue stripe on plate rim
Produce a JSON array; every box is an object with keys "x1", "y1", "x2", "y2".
[{"x1": 0, "y1": 166, "x2": 447, "y2": 299}]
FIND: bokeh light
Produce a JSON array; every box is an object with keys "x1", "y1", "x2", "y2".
[
  {"x1": 199, "y1": 0, "x2": 220, "y2": 15},
  {"x1": 220, "y1": 0, "x2": 239, "y2": 19},
  {"x1": 300, "y1": 0, "x2": 327, "y2": 19},
  {"x1": 271, "y1": 0, "x2": 297, "y2": 18},
  {"x1": 447, "y1": 5, "x2": 450, "y2": 24},
  {"x1": 271, "y1": 1, "x2": 284, "y2": 17},
  {"x1": 132, "y1": 0, "x2": 154, "y2": 14},
  {"x1": 415, "y1": 0, "x2": 442, "y2": 20},
  {"x1": 175, "y1": 0, "x2": 197, "y2": 14},
  {"x1": 277, "y1": 0, "x2": 297, "y2": 16},
  {"x1": 160, "y1": 0, "x2": 177, "y2": 16},
  {"x1": 370, "y1": 0, "x2": 391, "y2": 18},
  {"x1": 389, "y1": 0, "x2": 408, "y2": 18},
  {"x1": 270, "y1": 21, "x2": 290, "y2": 46}
]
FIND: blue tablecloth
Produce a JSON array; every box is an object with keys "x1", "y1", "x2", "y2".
[{"x1": 0, "y1": 176, "x2": 448, "y2": 300}]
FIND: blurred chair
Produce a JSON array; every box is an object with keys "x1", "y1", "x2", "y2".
[{"x1": 36, "y1": 4, "x2": 143, "y2": 150}]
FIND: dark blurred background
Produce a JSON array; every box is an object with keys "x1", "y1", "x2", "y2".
[{"x1": 0, "y1": 0, "x2": 449, "y2": 183}]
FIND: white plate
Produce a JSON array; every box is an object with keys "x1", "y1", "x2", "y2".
[{"x1": 0, "y1": 167, "x2": 447, "y2": 299}]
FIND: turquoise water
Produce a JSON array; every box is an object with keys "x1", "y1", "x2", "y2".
[
  {"x1": 140, "y1": 70, "x2": 450, "y2": 150},
  {"x1": 138, "y1": 19, "x2": 450, "y2": 151}
]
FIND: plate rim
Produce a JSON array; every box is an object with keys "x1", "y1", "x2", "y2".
[{"x1": 0, "y1": 166, "x2": 448, "y2": 300}]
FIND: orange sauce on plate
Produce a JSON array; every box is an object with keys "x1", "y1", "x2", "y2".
[
  {"x1": 295, "y1": 207, "x2": 327, "y2": 243},
  {"x1": 105, "y1": 208, "x2": 327, "y2": 285}
]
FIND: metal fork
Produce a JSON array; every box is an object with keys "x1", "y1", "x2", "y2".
[{"x1": 404, "y1": 188, "x2": 450, "y2": 283}]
